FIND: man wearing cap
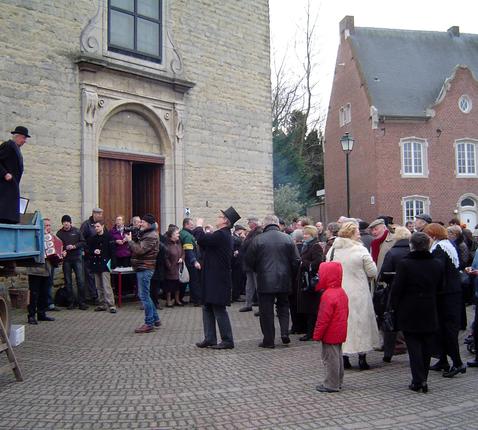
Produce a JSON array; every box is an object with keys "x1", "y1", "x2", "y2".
[
  {"x1": 415, "y1": 213, "x2": 432, "y2": 232},
  {"x1": 80, "y1": 208, "x2": 105, "y2": 304},
  {"x1": 0, "y1": 126, "x2": 30, "y2": 223},
  {"x1": 125, "y1": 213, "x2": 160, "y2": 333},
  {"x1": 369, "y1": 218, "x2": 395, "y2": 274},
  {"x1": 57, "y1": 215, "x2": 88, "y2": 310},
  {"x1": 246, "y1": 214, "x2": 301, "y2": 348},
  {"x1": 194, "y1": 206, "x2": 241, "y2": 350}
]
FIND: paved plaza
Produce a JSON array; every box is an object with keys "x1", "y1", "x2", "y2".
[{"x1": 1, "y1": 302, "x2": 478, "y2": 430}]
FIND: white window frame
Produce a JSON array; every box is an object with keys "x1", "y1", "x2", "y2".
[
  {"x1": 339, "y1": 103, "x2": 351, "y2": 127},
  {"x1": 458, "y1": 95, "x2": 472, "y2": 114},
  {"x1": 454, "y1": 138, "x2": 478, "y2": 178},
  {"x1": 398, "y1": 137, "x2": 428, "y2": 178},
  {"x1": 401, "y1": 195, "x2": 430, "y2": 224}
]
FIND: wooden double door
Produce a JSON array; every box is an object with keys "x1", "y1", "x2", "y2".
[{"x1": 99, "y1": 153, "x2": 162, "y2": 228}]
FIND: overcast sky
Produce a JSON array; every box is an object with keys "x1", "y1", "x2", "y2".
[{"x1": 269, "y1": 0, "x2": 478, "y2": 124}]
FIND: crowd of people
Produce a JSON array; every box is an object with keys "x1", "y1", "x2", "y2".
[
  {"x1": 3, "y1": 126, "x2": 477, "y2": 393},
  {"x1": 19, "y1": 205, "x2": 478, "y2": 393}
]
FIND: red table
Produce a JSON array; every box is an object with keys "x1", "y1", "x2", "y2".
[{"x1": 110, "y1": 268, "x2": 136, "y2": 307}]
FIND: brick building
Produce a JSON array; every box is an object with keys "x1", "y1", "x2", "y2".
[
  {"x1": 0, "y1": 1, "x2": 273, "y2": 229},
  {"x1": 324, "y1": 16, "x2": 478, "y2": 227}
]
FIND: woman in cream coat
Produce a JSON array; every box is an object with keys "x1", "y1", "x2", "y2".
[{"x1": 326, "y1": 222, "x2": 380, "y2": 369}]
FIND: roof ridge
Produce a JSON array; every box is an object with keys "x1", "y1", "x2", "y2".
[{"x1": 354, "y1": 26, "x2": 477, "y2": 37}]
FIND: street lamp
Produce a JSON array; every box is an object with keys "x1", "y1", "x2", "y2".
[{"x1": 340, "y1": 132, "x2": 355, "y2": 217}]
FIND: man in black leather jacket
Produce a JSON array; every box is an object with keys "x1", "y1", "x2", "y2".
[{"x1": 245, "y1": 214, "x2": 301, "y2": 348}]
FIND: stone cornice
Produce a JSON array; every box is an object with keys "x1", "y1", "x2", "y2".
[{"x1": 76, "y1": 55, "x2": 195, "y2": 94}]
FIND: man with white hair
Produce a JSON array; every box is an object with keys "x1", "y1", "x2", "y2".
[{"x1": 246, "y1": 214, "x2": 301, "y2": 348}]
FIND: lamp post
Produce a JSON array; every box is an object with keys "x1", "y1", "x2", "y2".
[{"x1": 340, "y1": 132, "x2": 355, "y2": 217}]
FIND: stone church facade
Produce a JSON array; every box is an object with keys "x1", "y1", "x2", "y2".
[{"x1": 0, "y1": 0, "x2": 273, "y2": 229}]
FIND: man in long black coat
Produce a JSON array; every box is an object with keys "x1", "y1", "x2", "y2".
[
  {"x1": 194, "y1": 206, "x2": 241, "y2": 350},
  {"x1": 0, "y1": 126, "x2": 30, "y2": 223}
]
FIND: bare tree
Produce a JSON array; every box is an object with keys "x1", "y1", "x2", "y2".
[{"x1": 271, "y1": 49, "x2": 303, "y2": 132}]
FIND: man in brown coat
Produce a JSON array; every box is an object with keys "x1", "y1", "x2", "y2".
[{"x1": 126, "y1": 213, "x2": 159, "y2": 333}]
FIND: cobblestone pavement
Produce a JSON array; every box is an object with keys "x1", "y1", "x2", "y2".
[{"x1": 1, "y1": 302, "x2": 478, "y2": 430}]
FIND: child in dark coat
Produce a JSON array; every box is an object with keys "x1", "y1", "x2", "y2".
[{"x1": 313, "y1": 261, "x2": 349, "y2": 392}]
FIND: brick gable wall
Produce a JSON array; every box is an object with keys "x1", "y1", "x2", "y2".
[{"x1": 325, "y1": 38, "x2": 478, "y2": 225}]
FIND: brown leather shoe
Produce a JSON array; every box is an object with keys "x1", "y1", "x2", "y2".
[{"x1": 134, "y1": 324, "x2": 153, "y2": 334}]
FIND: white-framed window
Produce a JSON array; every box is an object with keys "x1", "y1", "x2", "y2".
[
  {"x1": 455, "y1": 139, "x2": 478, "y2": 177},
  {"x1": 458, "y1": 95, "x2": 472, "y2": 114},
  {"x1": 399, "y1": 137, "x2": 428, "y2": 177},
  {"x1": 339, "y1": 103, "x2": 351, "y2": 127},
  {"x1": 402, "y1": 195, "x2": 430, "y2": 224}
]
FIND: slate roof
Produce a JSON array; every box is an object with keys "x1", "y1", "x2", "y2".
[{"x1": 349, "y1": 27, "x2": 478, "y2": 118}]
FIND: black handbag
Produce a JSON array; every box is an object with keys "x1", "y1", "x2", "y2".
[
  {"x1": 381, "y1": 283, "x2": 396, "y2": 332},
  {"x1": 301, "y1": 265, "x2": 317, "y2": 292}
]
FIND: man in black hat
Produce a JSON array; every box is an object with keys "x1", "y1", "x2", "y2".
[
  {"x1": 194, "y1": 206, "x2": 241, "y2": 349},
  {"x1": 0, "y1": 126, "x2": 30, "y2": 223}
]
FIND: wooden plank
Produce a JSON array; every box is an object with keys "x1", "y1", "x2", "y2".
[
  {"x1": 0, "y1": 318, "x2": 23, "y2": 381},
  {"x1": 99, "y1": 150, "x2": 164, "y2": 164}
]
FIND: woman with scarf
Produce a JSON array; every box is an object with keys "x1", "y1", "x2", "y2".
[
  {"x1": 110, "y1": 215, "x2": 132, "y2": 268},
  {"x1": 296, "y1": 225, "x2": 323, "y2": 341},
  {"x1": 423, "y1": 223, "x2": 466, "y2": 378}
]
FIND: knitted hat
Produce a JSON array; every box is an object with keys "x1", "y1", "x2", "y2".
[
  {"x1": 61, "y1": 215, "x2": 72, "y2": 223},
  {"x1": 142, "y1": 213, "x2": 156, "y2": 225}
]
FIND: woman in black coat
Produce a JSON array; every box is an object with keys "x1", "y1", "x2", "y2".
[
  {"x1": 390, "y1": 232, "x2": 444, "y2": 393},
  {"x1": 377, "y1": 226, "x2": 411, "y2": 362},
  {"x1": 296, "y1": 225, "x2": 323, "y2": 341},
  {"x1": 424, "y1": 223, "x2": 466, "y2": 378}
]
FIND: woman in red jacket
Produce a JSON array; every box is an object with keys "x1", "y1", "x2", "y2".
[{"x1": 313, "y1": 261, "x2": 349, "y2": 393}]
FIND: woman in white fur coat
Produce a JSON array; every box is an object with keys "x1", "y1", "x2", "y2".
[{"x1": 326, "y1": 222, "x2": 380, "y2": 370}]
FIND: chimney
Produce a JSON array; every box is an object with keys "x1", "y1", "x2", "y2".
[
  {"x1": 339, "y1": 16, "x2": 354, "y2": 39},
  {"x1": 447, "y1": 26, "x2": 460, "y2": 37}
]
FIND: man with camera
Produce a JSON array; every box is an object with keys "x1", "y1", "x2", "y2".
[{"x1": 125, "y1": 213, "x2": 160, "y2": 333}]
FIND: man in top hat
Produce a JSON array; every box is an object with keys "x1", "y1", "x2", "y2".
[
  {"x1": 194, "y1": 206, "x2": 241, "y2": 350},
  {"x1": 0, "y1": 126, "x2": 30, "y2": 223}
]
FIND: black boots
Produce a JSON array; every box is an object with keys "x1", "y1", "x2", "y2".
[{"x1": 358, "y1": 354, "x2": 370, "y2": 370}]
